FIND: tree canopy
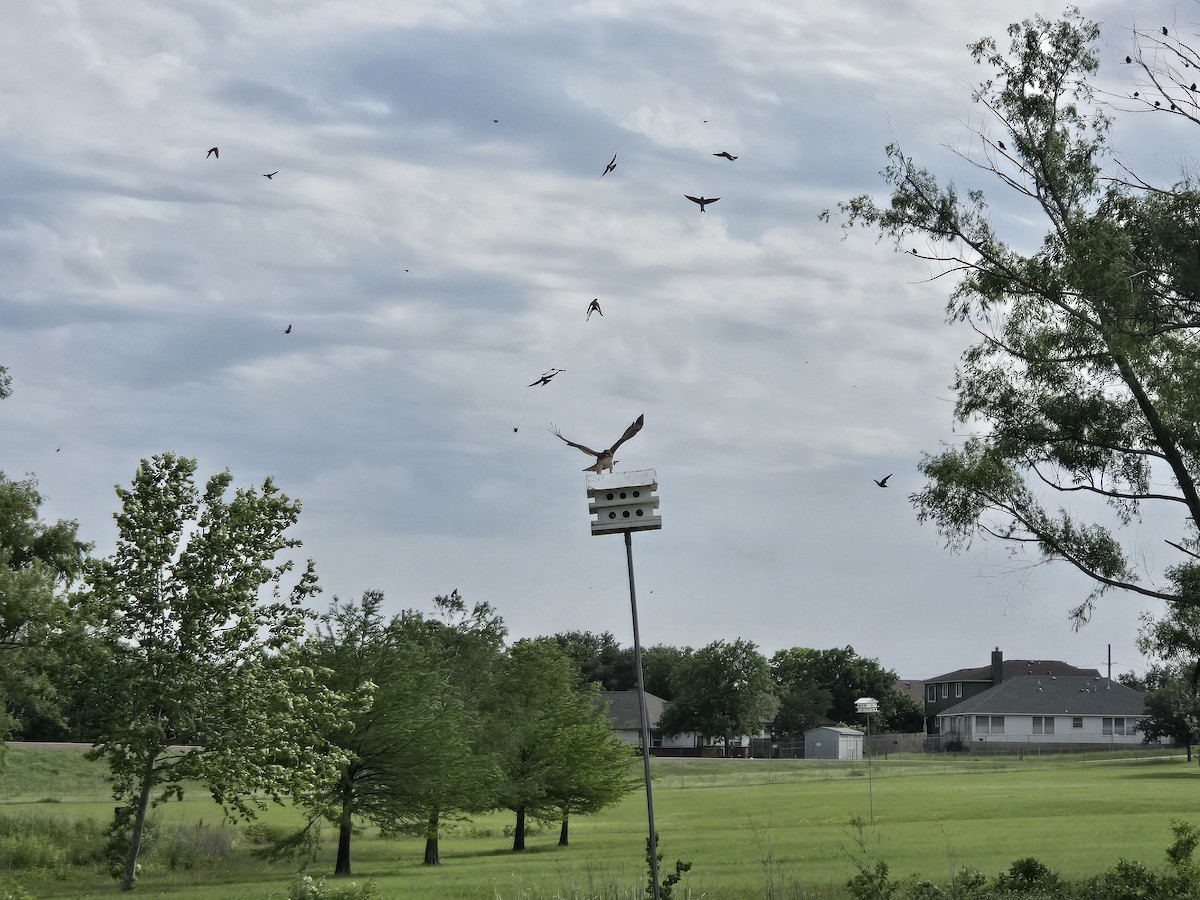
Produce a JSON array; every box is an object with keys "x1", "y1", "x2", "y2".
[
  {"x1": 658, "y1": 639, "x2": 774, "y2": 753},
  {"x1": 826, "y1": 8, "x2": 1200, "y2": 626},
  {"x1": 75, "y1": 453, "x2": 350, "y2": 890}
]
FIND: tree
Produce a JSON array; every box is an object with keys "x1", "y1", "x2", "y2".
[
  {"x1": 640, "y1": 644, "x2": 690, "y2": 700},
  {"x1": 397, "y1": 591, "x2": 506, "y2": 865},
  {"x1": 486, "y1": 638, "x2": 626, "y2": 851},
  {"x1": 658, "y1": 639, "x2": 773, "y2": 754},
  {"x1": 770, "y1": 646, "x2": 922, "y2": 732},
  {"x1": 543, "y1": 684, "x2": 638, "y2": 846},
  {"x1": 0, "y1": 363, "x2": 10, "y2": 400},
  {"x1": 282, "y1": 591, "x2": 485, "y2": 876},
  {"x1": 825, "y1": 9, "x2": 1200, "y2": 625},
  {"x1": 74, "y1": 453, "x2": 350, "y2": 891},
  {"x1": 0, "y1": 472, "x2": 90, "y2": 748},
  {"x1": 553, "y1": 630, "x2": 636, "y2": 691},
  {"x1": 1135, "y1": 664, "x2": 1200, "y2": 760}
]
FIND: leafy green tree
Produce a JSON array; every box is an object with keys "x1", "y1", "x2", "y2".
[
  {"x1": 486, "y1": 638, "x2": 624, "y2": 851},
  {"x1": 658, "y1": 639, "x2": 773, "y2": 754},
  {"x1": 825, "y1": 8, "x2": 1200, "y2": 625},
  {"x1": 640, "y1": 644, "x2": 690, "y2": 700},
  {"x1": 75, "y1": 453, "x2": 350, "y2": 891},
  {"x1": 0, "y1": 364, "x2": 10, "y2": 400},
  {"x1": 553, "y1": 630, "x2": 636, "y2": 691},
  {"x1": 0, "y1": 472, "x2": 90, "y2": 748},
  {"x1": 771, "y1": 646, "x2": 922, "y2": 732},
  {"x1": 543, "y1": 685, "x2": 638, "y2": 846},
  {"x1": 283, "y1": 591, "x2": 485, "y2": 876},
  {"x1": 397, "y1": 591, "x2": 506, "y2": 865},
  {"x1": 1136, "y1": 665, "x2": 1200, "y2": 759}
]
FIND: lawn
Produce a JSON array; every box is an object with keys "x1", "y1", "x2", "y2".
[{"x1": 0, "y1": 745, "x2": 1194, "y2": 899}]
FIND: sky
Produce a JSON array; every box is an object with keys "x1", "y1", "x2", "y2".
[{"x1": 2, "y1": 0, "x2": 1195, "y2": 681}]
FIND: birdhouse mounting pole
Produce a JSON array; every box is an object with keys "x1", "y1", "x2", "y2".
[{"x1": 625, "y1": 527, "x2": 661, "y2": 900}]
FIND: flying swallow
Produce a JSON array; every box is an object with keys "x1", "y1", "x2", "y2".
[
  {"x1": 279, "y1": 324, "x2": 292, "y2": 334},
  {"x1": 685, "y1": 195, "x2": 720, "y2": 211},
  {"x1": 261, "y1": 171, "x2": 278, "y2": 179},
  {"x1": 600, "y1": 152, "x2": 618, "y2": 178},
  {"x1": 551, "y1": 414, "x2": 645, "y2": 474},
  {"x1": 712, "y1": 151, "x2": 738, "y2": 160},
  {"x1": 206, "y1": 147, "x2": 219, "y2": 159},
  {"x1": 509, "y1": 418, "x2": 524, "y2": 433},
  {"x1": 587, "y1": 299, "x2": 603, "y2": 320},
  {"x1": 528, "y1": 368, "x2": 565, "y2": 387},
  {"x1": 874, "y1": 474, "x2": 892, "y2": 488}
]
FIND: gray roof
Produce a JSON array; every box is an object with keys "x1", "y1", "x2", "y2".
[
  {"x1": 929, "y1": 660, "x2": 1101, "y2": 683},
  {"x1": 935, "y1": 676, "x2": 1146, "y2": 718},
  {"x1": 597, "y1": 690, "x2": 668, "y2": 730},
  {"x1": 805, "y1": 726, "x2": 864, "y2": 737}
]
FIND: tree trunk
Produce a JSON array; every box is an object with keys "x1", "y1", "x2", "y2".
[
  {"x1": 121, "y1": 751, "x2": 159, "y2": 891},
  {"x1": 334, "y1": 781, "x2": 353, "y2": 875},
  {"x1": 423, "y1": 810, "x2": 440, "y2": 866},
  {"x1": 512, "y1": 807, "x2": 526, "y2": 851},
  {"x1": 558, "y1": 812, "x2": 569, "y2": 847}
]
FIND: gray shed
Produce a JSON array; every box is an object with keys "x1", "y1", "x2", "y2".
[{"x1": 804, "y1": 726, "x2": 863, "y2": 760}]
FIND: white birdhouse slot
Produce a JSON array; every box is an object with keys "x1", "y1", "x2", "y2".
[{"x1": 586, "y1": 469, "x2": 661, "y2": 535}]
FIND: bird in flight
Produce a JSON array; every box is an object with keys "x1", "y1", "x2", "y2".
[
  {"x1": 551, "y1": 414, "x2": 645, "y2": 473},
  {"x1": 279, "y1": 324, "x2": 292, "y2": 334},
  {"x1": 509, "y1": 418, "x2": 524, "y2": 433},
  {"x1": 600, "y1": 152, "x2": 618, "y2": 178},
  {"x1": 206, "y1": 147, "x2": 219, "y2": 159},
  {"x1": 261, "y1": 171, "x2": 278, "y2": 179},
  {"x1": 685, "y1": 195, "x2": 720, "y2": 211},
  {"x1": 587, "y1": 299, "x2": 603, "y2": 320},
  {"x1": 528, "y1": 368, "x2": 565, "y2": 387},
  {"x1": 712, "y1": 151, "x2": 738, "y2": 160},
  {"x1": 873, "y1": 474, "x2": 892, "y2": 488}
]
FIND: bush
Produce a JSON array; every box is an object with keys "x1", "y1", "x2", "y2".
[
  {"x1": 282, "y1": 874, "x2": 377, "y2": 900},
  {"x1": 993, "y1": 857, "x2": 1061, "y2": 893}
]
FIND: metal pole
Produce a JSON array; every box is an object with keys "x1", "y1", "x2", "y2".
[
  {"x1": 866, "y1": 713, "x2": 874, "y2": 823},
  {"x1": 626, "y1": 529, "x2": 661, "y2": 900}
]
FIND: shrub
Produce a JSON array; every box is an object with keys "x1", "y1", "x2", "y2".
[
  {"x1": 282, "y1": 874, "x2": 377, "y2": 900},
  {"x1": 993, "y1": 857, "x2": 1060, "y2": 893}
]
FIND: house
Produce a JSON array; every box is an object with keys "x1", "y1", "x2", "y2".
[
  {"x1": 934, "y1": 675, "x2": 1149, "y2": 748},
  {"x1": 924, "y1": 647, "x2": 1101, "y2": 734},
  {"x1": 597, "y1": 690, "x2": 777, "y2": 756},
  {"x1": 804, "y1": 726, "x2": 863, "y2": 760}
]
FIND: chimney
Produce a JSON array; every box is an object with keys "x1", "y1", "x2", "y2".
[{"x1": 991, "y1": 647, "x2": 1003, "y2": 685}]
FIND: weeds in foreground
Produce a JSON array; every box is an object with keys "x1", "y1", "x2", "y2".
[{"x1": 841, "y1": 817, "x2": 1200, "y2": 900}]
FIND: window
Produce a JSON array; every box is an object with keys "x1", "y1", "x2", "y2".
[
  {"x1": 1032, "y1": 716, "x2": 1055, "y2": 735},
  {"x1": 941, "y1": 683, "x2": 948, "y2": 699},
  {"x1": 955, "y1": 682, "x2": 963, "y2": 698},
  {"x1": 1072, "y1": 717, "x2": 1083, "y2": 729},
  {"x1": 974, "y1": 715, "x2": 1005, "y2": 735},
  {"x1": 926, "y1": 684, "x2": 937, "y2": 702},
  {"x1": 1104, "y1": 717, "x2": 1137, "y2": 736}
]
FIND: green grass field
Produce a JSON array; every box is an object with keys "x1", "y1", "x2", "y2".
[{"x1": 0, "y1": 745, "x2": 1195, "y2": 899}]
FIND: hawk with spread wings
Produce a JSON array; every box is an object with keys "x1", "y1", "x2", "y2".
[{"x1": 550, "y1": 414, "x2": 644, "y2": 473}]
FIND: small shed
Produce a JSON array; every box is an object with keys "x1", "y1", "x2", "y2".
[{"x1": 804, "y1": 726, "x2": 863, "y2": 760}]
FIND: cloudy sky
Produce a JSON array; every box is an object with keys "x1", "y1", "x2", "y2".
[{"x1": 3, "y1": 0, "x2": 1193, "y2": 681}]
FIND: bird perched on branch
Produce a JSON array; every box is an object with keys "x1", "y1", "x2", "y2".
[
  {"x1": 685, "y1": 194, "x2": 720, "y2": 211},
  {"x1": 551, "y1": 414, "x2": 644, "y2": 473}
]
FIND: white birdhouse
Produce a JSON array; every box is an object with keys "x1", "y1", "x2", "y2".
[
  {"x1": 855, "y1": 697, "x2": 880, "y2": 714},
  {"x1": 586, "y1": 468, "x2": 661, "y2": 535}
]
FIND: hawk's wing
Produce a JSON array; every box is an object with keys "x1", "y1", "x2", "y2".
[
  {"x1": 550, "y1": 426, "x2": 601, "y2": 458},
  {"x1": 684, "y1": 194, "x2": 703, "y2": 204},
  {"x1": 606, "y1": 414, "x2": 645, "y2": 454}
]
